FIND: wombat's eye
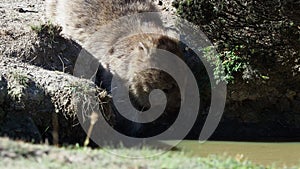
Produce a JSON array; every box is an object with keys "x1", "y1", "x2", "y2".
[
  {"x1": 162, "y1": 89, "x2": 169, "y2": 93},
  {"x1": 162, "y1": 83, "x2": 177, "y2": 94}
]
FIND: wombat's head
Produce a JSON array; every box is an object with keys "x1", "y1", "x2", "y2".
[{"x1": 120, "y1": 34, "x2": 184, "y2": 113}]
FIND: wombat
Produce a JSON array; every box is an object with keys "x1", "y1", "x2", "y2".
[
  {"x1": 46, "y1": 0, "x2": 184, "y2": 135},
  {"x1": 46, "y1": 0, "x2": 158, "y2": 43}
]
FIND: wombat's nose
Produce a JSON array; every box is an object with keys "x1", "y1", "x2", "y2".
[{"x1": 161, "y1": 83, "x2": 177, "y2": 94}]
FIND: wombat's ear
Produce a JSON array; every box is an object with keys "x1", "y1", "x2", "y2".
[{"x1": 138, "y1": 42, "x2": 149, "y2": 56}]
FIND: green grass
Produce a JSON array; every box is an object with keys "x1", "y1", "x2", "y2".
[
  {"x1": 30, "y1": 22, "x2": 62, "y2": 44},
  {"x1": 0, "y1": 138, "x2": 298, "y2": 169},
  {"x1": 11, "y1": 71, "x2": 29, "y2": 87}
]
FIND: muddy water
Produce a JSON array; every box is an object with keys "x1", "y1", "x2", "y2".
[{"x1": 175, "y1": 141, "x2": 300, "y2": 167}]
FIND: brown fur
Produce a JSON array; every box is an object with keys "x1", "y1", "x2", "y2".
[
  {"x1": 46, "y1": 0, "x2": 158, "y2": 43},
  {"x1": 46, "y1": 0, "x2": 183, "y2": 113}
]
